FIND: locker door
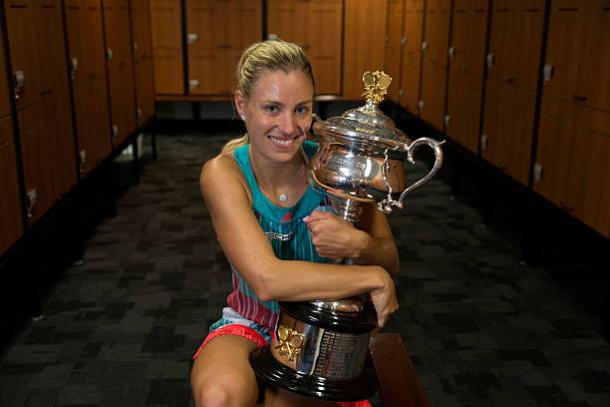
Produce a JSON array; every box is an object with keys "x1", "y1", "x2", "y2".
[
  {"x1": 533, "y1": 96, "x2": 575, "y2": 208},
  {"x1": 304, "y1": 0, "x2": 342, "y2": 95},
  {"x1": 580, "y1": 108, "x2": 610, "y2": 236},
  {"x1": 47, "y1": 91, "x2": 77, "y2": 198},
  {"x1": 5, "y1": 0, "x2": 43, "y2": 109},
  {"x1": 513, "y1": 0, "x2": 545, "y2": 91},
  {"x1": 38, "y1": 0, "x2": 69, "y2": 95},
  {"x1": 0, "y1": 116, "x2": 23, "y2": 253},
  {"x1": 487, "y1": 1, "x2": 514, "y2": 85},
  {"x1": 85, "y1": 0, "x2": 106, "y2": 80},
  {"x1": 17, "y1": 102, "x2": 52, "y2": 223},
  {"x1": 399, "y1": 0, "x2": 424, "y2": 113},
  {"x1": 482, "y1": 79, "x2": 536, "y2": 185},
  {"x1": 108, "y1": 65, "x2": 136, "y2": 145},
  {"x1": 151, "y1": 0, "x2": 184, "y2": 94},
  {"x1": 588, "y1": 1, "x2": 610, "y2": 112},
  {"x1": 267, "y1": 0, "x2": 308, "y2": 46},
  {"x1": 228, "y1": 0, "x2": 262, "y2": 49},
  {"x1": 103, "y1": 0, "x2": 122, "y2": 72},
  {"x1": 542, "y1": 1, "x2": 588, "y2": 102},
  {"x1": 64, "y1": 0, "x2": 86, "y2": 84},
  {"x1": 0, "y1": 22, "x2": 10, "y2": 117},
  {"x1": 385, "y1": 0, "x2": 404, "y2": 102},
  {"x1": 343, "y1": 0, "x2": 387, "y2": 99},
  {"x1": 446, "y1": 70, "x2": 483, "y2": 153},
  {"x1": 131, "y1": 0, "x2": 153, "y2": 62},
  {"x1": 134, "y1": 59, "x2": 155, "y2": 125}
]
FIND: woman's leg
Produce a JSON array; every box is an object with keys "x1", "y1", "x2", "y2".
[{"x1": 191, "y1": 334, "x2": 260, "y2": 407}]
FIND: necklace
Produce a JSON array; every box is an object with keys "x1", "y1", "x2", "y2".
[{"x1": 250, "y1": 149, "x2": 304, "y2": 205}]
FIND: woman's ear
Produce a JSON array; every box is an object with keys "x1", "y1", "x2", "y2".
[{"x1": 234, "y1": 91, "x2": 246, "y2": 119}]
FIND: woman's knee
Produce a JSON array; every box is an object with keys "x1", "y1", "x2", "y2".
[{"x1": 193, "y1": 371, "x2": 258, "y2": 407}]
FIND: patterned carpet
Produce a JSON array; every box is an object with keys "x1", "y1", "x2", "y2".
[{"x1": 0, "y1": 130, "x2": 609, "y2": 406}]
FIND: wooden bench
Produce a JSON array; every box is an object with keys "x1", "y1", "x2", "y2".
[{"x1": 370, "y1": 333, "x2": 429, "y2": 407}]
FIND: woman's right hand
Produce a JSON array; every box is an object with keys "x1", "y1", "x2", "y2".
[{"x1": 369, "y1": 267, "x2": 399, "y2": 328}]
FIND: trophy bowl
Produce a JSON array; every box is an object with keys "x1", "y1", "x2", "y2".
[{"x1": 250, "y1": 71, "x2": 444, "y2": 401}]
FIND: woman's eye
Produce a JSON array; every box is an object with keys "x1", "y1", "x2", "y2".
[
  {"x1": 264, "y1": 105, "x2": 279, "y2": 114},
  {"x1": 296, "y1": 106, "x2": 310, "y2": 115}
]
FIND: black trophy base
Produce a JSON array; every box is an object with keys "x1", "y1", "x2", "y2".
[{"x1": 250, "y1": 346, "x2": 377, "y2": 402}]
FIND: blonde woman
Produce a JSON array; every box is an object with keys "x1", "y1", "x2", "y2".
[{"x1": 191, "y1": 40, "x2": 399, "y2": 407}]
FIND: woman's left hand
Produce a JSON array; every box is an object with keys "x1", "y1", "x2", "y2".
[{"x1": 303, "y1": 210, "x2": 370, "y2": 259}]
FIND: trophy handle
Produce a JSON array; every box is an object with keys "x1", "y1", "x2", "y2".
[{"x1": 378, "y1": 137, "x2": 444, "y2": 213}]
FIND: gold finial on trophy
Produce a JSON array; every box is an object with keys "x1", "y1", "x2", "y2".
[{"x1": 362, "y1": 71, "x2": 392, "y2": 105}]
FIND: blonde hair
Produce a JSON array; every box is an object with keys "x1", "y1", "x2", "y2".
[{"x1": 222, "y1": 40, "x2": 315, "y2": 154}]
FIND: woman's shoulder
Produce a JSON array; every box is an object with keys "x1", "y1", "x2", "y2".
[{"x1": 200, "y1": 151, "x2": 245, "y2": 192}]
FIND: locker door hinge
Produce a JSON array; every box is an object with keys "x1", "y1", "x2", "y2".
[
  {"x1": 189, "y1": 79, "x2": 200, "y2": 91},
  {"x1": 533, "y1": 162, "x2": 543, "y2": 182},
  {"x1": 13, "y1": 70, "x2": 25, "y2": 100},
  {"x1": 543, "y1": 64, "x2": 554, "y2": 82},
  {"x1": 69, "y1": 57, "x2": 78, "y2": 80},
  {"x1": 418, "y1": 99, "x2": 424, "y2": 112},
  {"x1": 78, "y1": 150, "x2": 87, "y2": 175},
  {"x1": 26, "y1": 189, "x2": 38, "y2": 219},
  {"x1": 480, "y1": 134, "x2": 488, "y2": 150},
  {"x1": 187, "y1": 33, "x2": 198, "y2": 44}
]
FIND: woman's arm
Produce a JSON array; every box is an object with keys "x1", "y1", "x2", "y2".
[
  {"x1": 200, "y1": 155, "x2": 397, "y2": 327},
  {"x1": 303, "y1": 206, "x2": 400, "y2": 277}
]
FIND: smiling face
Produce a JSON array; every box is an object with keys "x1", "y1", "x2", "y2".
[{"x1": 235, "y1": 69, "x2": 314, "y2": 163}]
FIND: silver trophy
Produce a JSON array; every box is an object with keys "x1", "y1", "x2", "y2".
[{"x1": 251, "y1": 71, "x2": 444, "y2": 401}]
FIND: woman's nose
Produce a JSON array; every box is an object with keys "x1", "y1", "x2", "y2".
[{"x1": 278, "y1": 112, "x2": 298, "y2": 135}]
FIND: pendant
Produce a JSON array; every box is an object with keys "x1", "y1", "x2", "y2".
[{"x1": 279, "y1": 193, "x2": 288, "y2": 203}]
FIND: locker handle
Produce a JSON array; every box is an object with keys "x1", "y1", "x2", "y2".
[
  {"x1": 543, "y1": 64, "x2": 554, "y2": 82},
  {"x1": 26, "y1": 189, "x2": 38, "y2": 219},
  {"x1": 187, "y1": 33, "x2": 198, "y2": 44},
  {"x1": 533, "y1": 163, "x2": 543, "y2": 182},
  {"x1": 421, "y1": 41, "x2": 428, "y2": 52},
  {"x1": 106, "y1": 48, "x2": 113, "y2": 61},
  {"x1": 400, "y1": 37, "x2": 406, "y2": 46},
  {"x1": 79, "y1": 150, "x2": 87, "y2": 175},
  {"x1": 133, "y1": 42, "x2": 139, "y2": 56},
  {"x1": 486, "y1": 53, "x2": 494, "y2": 69},
  {"x1": 448, "y1": 46, "x2": 455, "y2": 62},
  {"x1": 480, "y1": 134, "x2": 488, "y2": 150},
  {"x1": 70, "y1": 57, "x2": 78, "y2": 79},
  {"x1": 571, "y1": 94, "x2": 588, "y2": 102},
  {"x1": 189, "y1": 79, "x2": 200, "y2": 90},
  {"x1": 13, "y1": 70, "x2": 25, "y2": 100}
]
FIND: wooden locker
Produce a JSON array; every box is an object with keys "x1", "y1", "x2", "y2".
[
  {"x1": 487, "y1": 0, "x2": 545, "y2": 91},
  {"x1": 481, "y1": 79, "x2": 536, "y2": 185},
  {"x1": 445, "y1": 0, "x2": 488, "y2": 151},
  {"x1": 4, "y1": 0, "x2": 43, "y2": 109},
  {"x1": 420, "y1": 0, "x2": 451, "y2": 130},
  {"x1": 385, "y1": 0, "x2": 404, "y2": 102},
  {"x1": 303, "y1": 0, "x2": 342, "y2": 95},
  {"x1": 131, "y1": 0, "x2": 153, "y2": 62},
  {"x1": 73, "y1": 78, "x2": 111, "y2": 176},
  {"x1": 542, "y1": 1, "x2": 589, "y2": 103},
  {"x1": 0, "y1": 115, "x2": 23, "y2": 253},
  {"x1": 587, "y1": 1, "x2": 610, "y2": 112},
  {"x1": 108, "y1": 65, "x2": 137, "y2": 146},
  {"x1": 267, "y1": 0, "x2": 340, "y2": 95},
  {"x1": 343, "y1": 0, "x2": 387, "y2": 100},
  {"x1": 46, "y1": 91, "x2": 77, "y2": 199},
  {"x1": 0, "y1": 22, "x2": 10, "y2": 117},
  {"x1": 104, "y1": 0, "x2": 133, "y2": 70},
  {"x1": 151, "y1": 0, "x2": 184, "y2": 94},
  {"x1": 38, "y1": 0, "x2": 69, "y2": 95},
  {"x1": 399, "y1": 0, "x2": 424, "y2": 113},
  {"x1": 134, "y1": 58, "x2": 155, "y2": 124},
  {"x1": 17, "y1": 102, "x2": 52, "y2": 223},
  {"x1": 450, "y1": 0, "x2": 488, "y2": 77},
  {"x1": 445, "y1": 70, "x2": 483, "y2": 153},
  {"x1": 420, "y1": 60, "x2": 447, "y2": 131},
  {"x1": 534, "y1": 96, "x2": 610, "y2": 237}
]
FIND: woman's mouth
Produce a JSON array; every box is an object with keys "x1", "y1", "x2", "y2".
[{"x1": 268, "y1": 133, "x2": 303, "y2": 148}]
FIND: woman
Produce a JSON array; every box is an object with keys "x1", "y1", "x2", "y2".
[{"x1": 191, "y1": 40, "x2": 400, "y2": 407}]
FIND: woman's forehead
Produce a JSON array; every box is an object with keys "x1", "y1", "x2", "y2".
[{"x1": 250, "y1": 69, "x2": 314, "y2": 102}]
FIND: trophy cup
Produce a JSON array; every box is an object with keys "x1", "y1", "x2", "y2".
[{"x1": 250, "y1": 71, "x2": 444, "y2": 401}]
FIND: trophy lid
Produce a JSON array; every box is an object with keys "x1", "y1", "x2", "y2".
[{"x1": 312, "y1": 71, "x2": 411, "y2": 150}]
